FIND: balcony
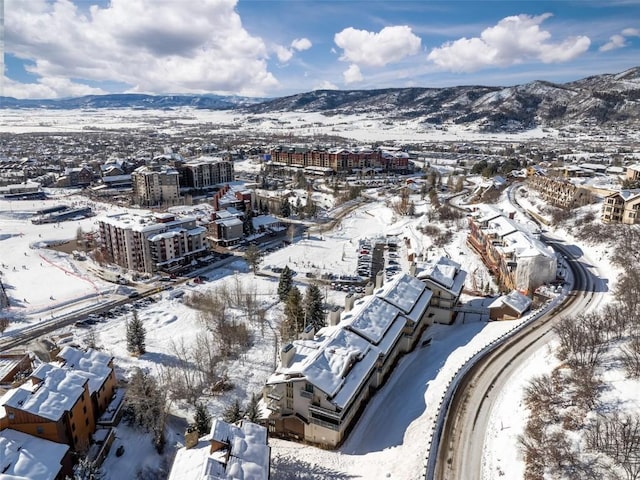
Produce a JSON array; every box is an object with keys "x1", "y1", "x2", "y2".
[{"x1": 309, "y1": 403, "x2": 341, "y2": 421}]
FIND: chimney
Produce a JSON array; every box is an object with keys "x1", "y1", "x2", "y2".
[
  {"x1": 280, "y1": 343, "x2": 296, "y2": 368},
  {"x1": 327, "y1": 306, "x2": 342, "y2": 326},
  {"x1": 365, "y1": 282, "x2": 374, "y2": 295},
  {"x1": 300, "y1": 324, "x2": 314, "y2": 340},
  {"x1": 375, "y1": 270, "x2": 384, "y2": 289},
  {"x1": 184, "y1": 424, "x2": 200, "y2": 449},
  {"x1": 409, "y1": 262, "x2": 417, "y2": 277},
  {"x1": 345, "y1": 292, "x2": 355, "y2": 312}
]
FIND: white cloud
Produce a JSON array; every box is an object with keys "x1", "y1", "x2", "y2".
[
  {"x1": 343, "y1": 64, "x2": 363, "y2": 84},
  {"x1": 291, "y1": 38, "x2": 312, "y2": 51},
  {"x1": 600, "y1": 34, "x2": 627, "y2": 52},
  {"x1": 3, "y1": 75, "x2": 106, "y2": 99},
  {"x1": 276, "y1": 45, "x2": 294, "y2": 63},
  {"x1": 621, "y1": 28, "x2": 640, "y2": 37},
  {"x1": 314, "y1": 80, "x2": 339, "y2": 91},
  {"x1": 334, "y1": 25, "x2": 421, "y2": 67},
  {"x1": 4, "y1": 0, "x2": 279, "y2": 98},
  {"x1": 600, "y1": 27, "x2": 640, "y2": 52},
  {"x1": 427, "y1": 13, "x2": 590, "y2": 72}
]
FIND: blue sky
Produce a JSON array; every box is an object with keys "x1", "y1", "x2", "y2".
[{"x1": 2, "y1": 0, "x2": 640, "y2": 99}]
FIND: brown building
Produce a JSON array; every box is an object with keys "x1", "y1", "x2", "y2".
[
  {"x1": 601, "y1": 190, "x2": 640, "y2": 224},
  {"x1": 0, "y1": 347, "x2": 118, "y2": 454},
  {"x1": 269, "y1": 146, "x2": 410, "y2": 173},
  {"x1": 0, "y1": 428, "x2": 73, "y2": 479},
  {"x1": 527, "y1": 175, "x2": 593, "y2": 209}
]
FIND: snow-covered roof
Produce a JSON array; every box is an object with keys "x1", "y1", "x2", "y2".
[
  {"x1": 252, "y1": 215, "x2": 280, "y2": 228},
  {"x1": 0, "y1": 429, "x2": 69, "y2": 480},
  {"x1": 267, "y1": 273, "x2": 432, "y2": 410},
  {"x1": 374, "y1": 273, "x2": 428, "y2": 315},
  {"x1": 56, "y1": 346, "x2": 113, "y2": 395},
  {"x1": 98, "y1": 211, "x2": 197, "y2": 234},
  {"x1": 1, "y1": 365, "x2": 87, "y2": 421},
  {"x1": 500, "y1": 231, "x2": 555, "y2": 259},
  {"x1": 416, "y1": 256, "x2": 467, "y2": 296},
  {"x1": 488, "y1": 290, "x2": 532, "y2": 314},
  {"x1": 168, "y1": 419, "x2": 269, "y2": 480},
  {"x1": 486, "y1": 215, "x2": 518, "y2": 238}
]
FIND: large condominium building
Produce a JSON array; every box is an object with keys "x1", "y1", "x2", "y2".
[
  {"x1": 180, "y1": 156, "x2": 235, "y2": 190},
  {"x1": 467, "y1": 206, "x2": 557, "y2": 294},
  {"x1": 263, "y1": 273, "x2": 435, "y2": 448},
  {"x1": 601, "y1": 189, "x2": 640, "y2": 224},
  {"x1": 98, "y1": 211, "x2": 208, "y2": 273},
  {"x1": 527, "y1": 175, "x2": 593, "y2": 209},
  {"x1": 269, "y1": 146, "x2": 410, "y2": 173},
  {"x1": 131, "y1": 164, "x2": 181, "y2": 207},
  {"x1": 0, "y1": 347, "x2": 116, "y2": 454}
]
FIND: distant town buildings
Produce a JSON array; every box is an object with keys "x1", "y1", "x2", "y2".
[
  {"x1": 98, "y1": 211, "x2": 209, "y2": 274},
  {"x1": 169, "y1": 419, "x2": 270, "y2": 480},
  {"x1": 269, "y1": 146, "x2": 411, "y2": 174}
]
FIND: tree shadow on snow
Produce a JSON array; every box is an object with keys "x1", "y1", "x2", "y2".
[{"x1": 271, "y1": 455, "x2": 356, "y2": 479}]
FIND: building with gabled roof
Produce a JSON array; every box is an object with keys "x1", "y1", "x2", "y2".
[
  {"x1": 0, "y1": 428, "x2": 72, "y2": 480},
  {"x1": 488, "y1": 290, "x2": 533, "y2": 320},
  {"x1": 467, "y1": 206, "x2": 556, "y2": 294},
  {"x1": 168, "y1": 419, "x2": 270, "y2": 480},
  {"x1": 601, "y1": 189, "x2": 640, "y2": 224},
  {"x1": 415, "y1": 256, "x2": 467, "y2": 324},
  {"x1": 263, "y1": 273, "x2": 435, "y2": 448}
]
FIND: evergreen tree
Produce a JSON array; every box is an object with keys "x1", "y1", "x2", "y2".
[
  {"x1": 72, "y1": 456, "x2": 104, "y2": 480},
  {"x1": 244, "y1": 244, "x2": 262, "y2": 275},
  {"x1": 126, "y1": 310, "x2": 146, "y2": 355},
  {"x1": 222, "y1": 398, "x2": 243, "y2": 424},
  {"x1": 283, "y1": 286, "x2": 305, "y2": 341},
  {"x1": 277, "y1": 265, "x2": 294, "y2": 302},
  {"x1": 125, "y1": 368, "x2": 167, "y2": 452},
  {"x1": 194, "y1": 402, "x2": 212, "y2": 436},
  {"x1": 304, "y1": 198, "x2": 317, "y2": 218},
  {"x1": 304, "y1": 284, "x2": 325, "y2": 332},
  {"x1": 244, "y1": 393, "x2": 261, "y2": 423},
  {"x1": 279, "y1": 199, "x2": 291, "y2": 218},
  {"x1": 243, "y1": 209, "x2": 255, "y2": 236}
]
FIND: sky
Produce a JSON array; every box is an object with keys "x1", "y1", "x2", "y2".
[{"x1": 1, "y1": 0, "x2": 640, "y2": 100}]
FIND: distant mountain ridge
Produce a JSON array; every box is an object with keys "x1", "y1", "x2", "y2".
[
  {"x1": 2, "y1": 67, "x2": 640, "y2": 131},
  {"x1": 0, "y1": 93, "x2": 264, "y2": 110}
]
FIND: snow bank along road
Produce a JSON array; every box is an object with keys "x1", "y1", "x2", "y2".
[{"x1": 431, "y1": 234, "x2": 607, "y2": 480}]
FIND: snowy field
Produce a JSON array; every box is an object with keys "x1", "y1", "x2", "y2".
[
  {"x1": 0, "y1": 179, "x2": 633, "y2": 479},
  {"x1": 0, "y1": 107, "x2": 564, "y2": 144}
]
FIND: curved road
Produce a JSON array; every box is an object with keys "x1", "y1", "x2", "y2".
[{"x1": 431, "y1": 186, "x2": 607, "y2": 480}]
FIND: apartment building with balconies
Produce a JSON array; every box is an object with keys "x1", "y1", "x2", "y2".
[
  {"x1": 179, "y1": 156, "x2": 235, "y2": 191},
  {"x1": 527, "y1": 175, "x2": 593, "y2": 209},
  {"x1": 263, "y1": 273, "x2": 434, "y2": 448},
  {"x1": 98, "y1": 211, "x2": 209, "y2": 273},
  {"x1": 131, "y1": 164, "x2": 181, "y2": 207},
  {"x1": 601, "y1": 189, "x2": 640, "y2": 224},
  {"x1": 467, "y1": 206, "x2": 556, "y2": 294}
]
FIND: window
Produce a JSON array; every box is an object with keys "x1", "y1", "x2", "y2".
[
  {"x1": 36, "y1": 426, "x2": 44, "y2": 434},
  {"x1": 304, "y1": 383, "x2": 314, "y2": 394},
  {"x1": 83, "y1": 406, "x2": 87, "y2": 414},
  {"x1": 85, "y1": 418, "x2": 89, "y2": 426},
  {"x1": 72, "y1": 423, "x2": 76, "y2": 432}
]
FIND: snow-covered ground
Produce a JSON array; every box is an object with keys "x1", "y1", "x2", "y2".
[{"x1": 0, "y1": 179, "x2": 630, "y2": 479}]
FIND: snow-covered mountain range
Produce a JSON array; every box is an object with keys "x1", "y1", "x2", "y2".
[{"x1": 2, "y1": 67, "x2": 639, "y2": 132}]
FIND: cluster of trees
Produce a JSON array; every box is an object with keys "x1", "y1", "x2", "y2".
[
  {"x1": 124, "y1": 368, "x2": 168, "y2": 453},
  {"x1": 470, "y1": 157, "x2": 525, "y2": 178},
  {"x1": 277, "y1": 266, "x2": 326, "y2": 342},
  {"x1": 222, "y1": 393, "x2": 262, "y2": 424},
  {"x1": 519, "y1": 224, "x2": 640, "y2": 480},
  {"x1": 163, "y1": 280, "x2": 266, "y2": 405}
]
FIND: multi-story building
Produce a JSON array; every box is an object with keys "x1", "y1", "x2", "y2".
[
  {"x1": 179, "y1": 156, "x2": 234, "y2": 190},
  {"x1": 625, "y1": 164, "x2": 640, "y2": 183},
  {"x1": 269, "y1": 146, "x2": 410, "y2": 173},
  {"x1": 169, "y1": 419, "x2": 270, "y2": 480},
  {"x1": 527, "y1": 175, "x2": 593, "y2": 209},
  {"x1": 414, "y1": 256, "x2": 467, "y2": 324},
  {"x1": 467, "y1": 206, "x2": 556, "y2": 294},
  {"x1": 263, "y1": 273, "x2": 434, "y2": 448},
  {"x1": 131, "y1": 164, "x2": 181, "y2": 207},
  {"x1": 601, "y1": 189, "x2": 640, "y2": 224},
  {"x1": 98, "y1": 211, "x2": 209, "y2": 274},
  {"x1": 209, "y1": 209, "x2": 244, "y2": 247}
]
